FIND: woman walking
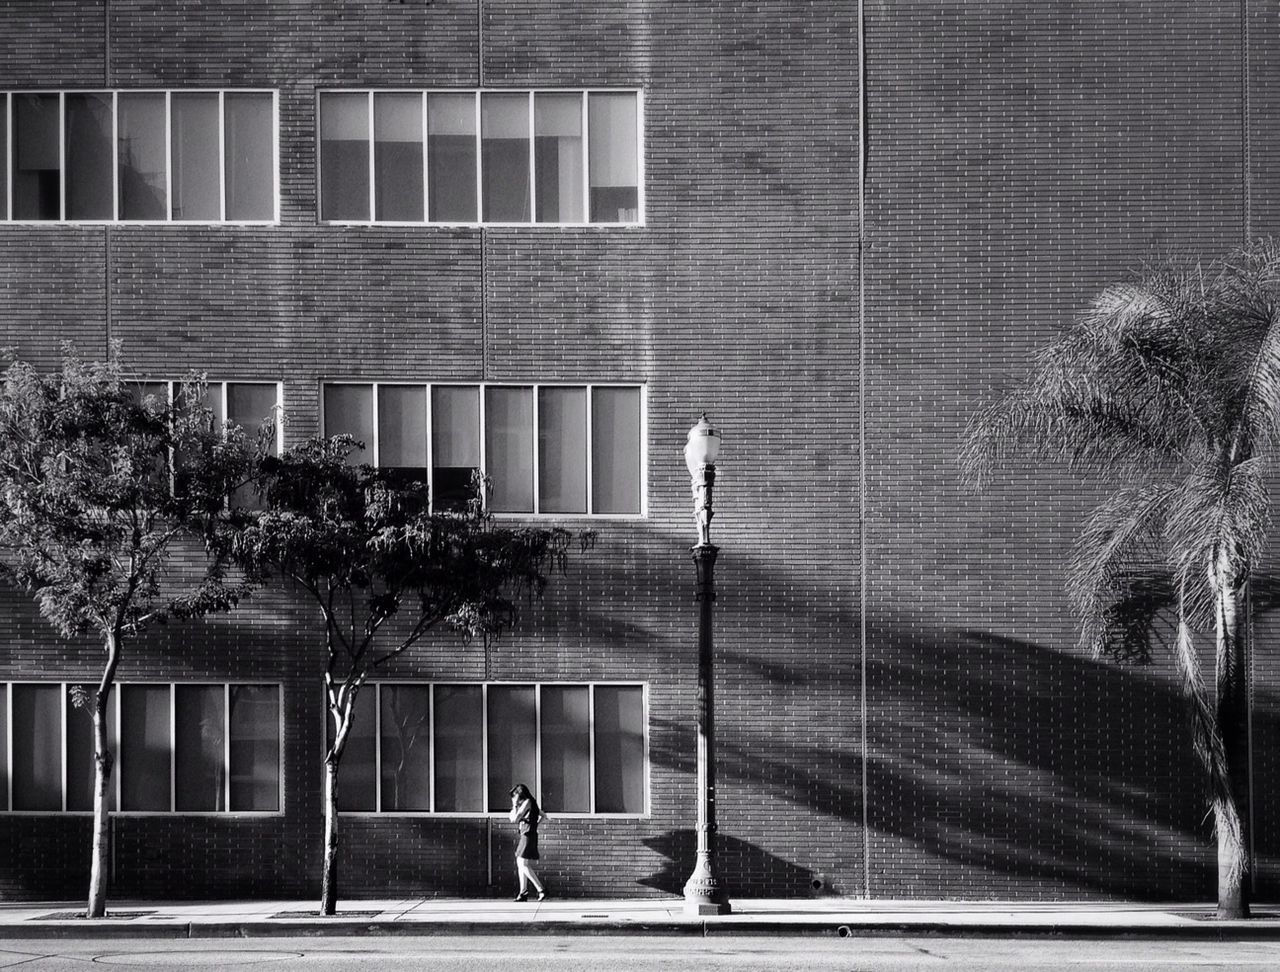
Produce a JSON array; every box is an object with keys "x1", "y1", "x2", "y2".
[{"x1": 509, "y1": 783, "x2": 546, "y2": 902}]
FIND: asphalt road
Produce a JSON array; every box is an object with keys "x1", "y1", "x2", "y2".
[{"x1": 0, "y1": 935, "x2": 1275, "y2": 970}]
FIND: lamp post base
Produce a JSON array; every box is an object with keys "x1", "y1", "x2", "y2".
[{"x1": 682, "y1": 858, "x2": 731, "y2": 915}]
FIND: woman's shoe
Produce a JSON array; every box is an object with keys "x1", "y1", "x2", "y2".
[
  {"x1": 514, "y1": 892, "x2": 529, "y2": 902},
  {"x1": 537, "y1": 891, "x2": 547, "y2": 902}
]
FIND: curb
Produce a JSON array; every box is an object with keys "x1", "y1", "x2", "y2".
[{"x1": 4, "y1": 919, "x2": 1280, "y2": 940}]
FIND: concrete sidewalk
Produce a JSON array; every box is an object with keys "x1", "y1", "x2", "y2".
[{"x1": 0, "y1": 898, "x2": 1278, "y2": 939}]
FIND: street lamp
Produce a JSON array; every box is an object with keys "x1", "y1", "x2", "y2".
[{"x1": 682, "y1": 414, "x2": 731, "y2": 915}]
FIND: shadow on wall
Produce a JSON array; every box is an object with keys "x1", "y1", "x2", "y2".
[{"x1": 638, "y1": 830, "x2": 817, "y2": 896}]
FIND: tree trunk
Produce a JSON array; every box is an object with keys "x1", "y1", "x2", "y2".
[
  {"x1": 320, "y1": 754, "x2": 340, "y2": 916},
  {"x1": 1214, "y1": 565, "x2": 1251, "y2": 920},
  {"x1": 86, "y1": 683, "x2": 114, "y2": 918}
]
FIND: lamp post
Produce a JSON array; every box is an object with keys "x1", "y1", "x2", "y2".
[{"x1": 682, "y1": 414, "x2": 731, "y2": 915}]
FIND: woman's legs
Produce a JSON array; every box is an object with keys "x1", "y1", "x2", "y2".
[{"x1": 516, "y1": 857, "x2": 544, "y2": 895}]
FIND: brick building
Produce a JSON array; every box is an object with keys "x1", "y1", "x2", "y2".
[{"x1": 0, "y1": 0, "x2": 1277, "y2": 902}]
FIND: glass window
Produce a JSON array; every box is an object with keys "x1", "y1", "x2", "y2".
[
  {"x1": 540, "y1": 686, "x2": 590, "y2": 813},
  {"x1": 486, "y1": 685, "x2": 536, "y2": 812},
  {"x1": 336, "y1": 686, "x2": 376, "y2": 812},
  {"x1": 431, "y1": 385, "x2": 480, "y2": 511},
  {"x1": 13, "y1": 93, "x2": 61, "y2": 220},
  {"x1": 374, "y1": 93, "x2": 423, "y2": 222},
  {"x1": 427, "y1": 93, "x2": 476, "y2": 222},
  {"x1": 224, "y1": 93, "x2": 273, "y2": 220},
  {"x1": 538, "y1": 386, "x2": 588, "y2": 514},
  {"x1": 433, "y1": 684, "x2": 483, "y2": 811},
  {"x1": 380, "y1": 685, "x2": 432, "y2": 811},
  {"x1": 378, "y1": 385, "x2": 428, "y2": 468},
  {"x1": 485, "y1": 387, "x2": 534, "y2": 513},
  {"x1": 0, "y1": 97, "x2": 7, "y2": 220},
  {"x1": 120, "y1": 684, "x2": 171, "y2": 811},
  {"x1": 481, "y1": 93, "x2": 530, "y2": 223},
  {"x1": 118, "y1": 93, "x2": 167, "y2": 220},
  {"x1": 324, "y1": 384, "x2": 374, "y2": 464},
  {"x1": 588, "y1": 93, "x2": 639, "y2": 223},
  {"x1": 65, "y1": 93, "x2": 114, "y2": 220},
  {"x1": 171, "y1": 93, "x2": 220, "y2": 220},
  {"x1": 534, "y1": 94, "x2": 583, "y2": 223},
  {"x1": 227, "y1": 383, "x2": 278, "y2": 454},
  {"x1": 0, "y1": 686, "x2": 6, "y2": 810},
  {"x1": 591, "y1": 387, "x2": 642, "y2": 514},
  {"x1": 320, "y1": 92, "x2": 369, "y2": 221},
  {"x1": 174, "y1": 684, "x2": 225, "y2": 812},
  {"x1": 228, "y1": 684, "x2": 280, "y2": 812},
  {"x1": 11, "y1": 684, "x2": 61, "y2": 810},
  {"x1": 66, "y1": 684, "x2": 117, "y2": 812},
  {"x1": 594, "y1": 686, "x2": 644, "y2": 813}
]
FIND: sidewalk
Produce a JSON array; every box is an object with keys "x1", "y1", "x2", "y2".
[{"x1": 0, "y1": 898, "x2": 1278, "y2": 940}]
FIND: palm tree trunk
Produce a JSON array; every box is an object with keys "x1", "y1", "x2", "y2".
[{"x1": 1214, "y1": 563, "x2": 1251, "y2": 920}]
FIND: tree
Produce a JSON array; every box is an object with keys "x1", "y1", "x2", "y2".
[
  {"x1": 0, "y1": 348, "x2": 255, "y2": 917},
  {"x1": 226, "y1": 436, "x2": 589, "y2": 915},
  {"x1": 961, "y1": 240, "x2": 1280, "y2": 919}
]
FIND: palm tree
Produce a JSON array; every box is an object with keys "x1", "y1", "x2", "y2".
[{"x1": 962, "y1": 239, "x2": 1280, "y2": 919}]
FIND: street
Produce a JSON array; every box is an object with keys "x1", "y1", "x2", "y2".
[{"x1": 0, "y1": 936, "x2": 1274, "y2": 971}]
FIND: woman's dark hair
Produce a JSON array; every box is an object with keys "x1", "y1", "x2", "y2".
[{"x1": 510, "y1": 783, "x2": 539, "y2": 814}]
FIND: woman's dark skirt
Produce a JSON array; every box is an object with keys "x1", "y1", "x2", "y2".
[{"x1": 516, "y1": 832, "x2": 539, "y2": 861}]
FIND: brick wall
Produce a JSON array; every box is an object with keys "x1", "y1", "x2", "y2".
[{"x1": 0, "y1": 0, "x2": 1274, "y2": 904}]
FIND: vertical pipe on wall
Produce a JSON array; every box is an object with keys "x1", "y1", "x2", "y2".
[
  {"x1": 857, "y1": 0, "x2": 870, "y2": 901},
  {"x1": 104, "y1": 0, "x2": 112, "y2": 356}
]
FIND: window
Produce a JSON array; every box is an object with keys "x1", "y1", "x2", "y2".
[
  {"x1": 2, "y1": 91, "x2": 278, "y2": 222},
  {"x1": 317, "y1": 90, "x2": 642, "y2": 225},
  {"x1": 336, "y1": 682, "x2": 646, "y2": 815},
  {"x1": 0, "y1": 682, "x2": 282, "y2": 813},
  {"x1": 133, "y1": 379, "x2": 283, "y2": 452},
  {"x1": 322, "y1": 382, "x2": 645, "y2": 516}
]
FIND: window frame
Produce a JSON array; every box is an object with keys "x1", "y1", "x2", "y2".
[
  {"x1": 137, "y1": 378, "x2": 285, "y2": 453},
  {"x1": 0, "y1": 680, "x2": 285, "y2": 817},
  {"x1": 315, "y1": 88, "x2": 644, "y2": 228},
  {"x1": 2, "y1": 89, "x2": 280, "y2": 225},
  {"x1": 320, "y1": 380, "x2": 646, "y2": 519},
  {"x1": 334, "y1": 680, "x2": 649, "y2": 819}
]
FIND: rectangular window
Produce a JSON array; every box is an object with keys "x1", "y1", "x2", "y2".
[
  {"x1": 0, "y1": 95, "x2": 8, "y2": 220},
  {"x1": 5, "y1": 90, "x2": 275, "y2": 223},
  {"x1": 322, "y1": 382, "x2": 642, "y2": 516},
  {"x1": 319, "y1": 89, "x2": 639, "y2": 225},
  {"x1": 588, "y1": 92, "x2": 640, "y2": 223},
  {"x1": 335, "y1": 687, "x2": 376, "y2": 812},
  {"x1": 339, "y1": 682, "x2": 646, "y2": 815},
  {"x1": 0, "y1": 682, "x2": 281, "y2": 814}
]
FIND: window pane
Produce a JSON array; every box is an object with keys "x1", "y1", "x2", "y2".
[
  {"x1": 175, "y1": 685, "x2": 225, "y2": 812},
  {"x1": 66, "y1": 684, "x2": 118, "y2": 812},
  {"x1": 427, "y1": 93, "x2": 476, "y2": 222},
  {"x1": 485, "y1": 387, "x2": 534, "y2": 513},
  {"x1": 431, "y1": 385, "x2": 480, "y2": 511},
  {"x1": 320, "y1": 92, "x2": 369, "y2": 221},
  {"x1": 433, "y1": 684, "x2": 482, "y2": 811},
  {"x1": 588, "y1": 93, "x2": 638, "y2": 222},
  {"x1": 120, "y1": 684, "x2": 171, "y2": 811},
  {"x1": 486, "y1": 685, "x2": 535, "y2": 812},
  {"x1": 481, "y1": 93, "x2": 529, "y2": 222},
  {"x1": 229, "y1": 685, "x2": 279, "y2": 811},
  {"x1": 535, "y1": 94, "x2": 583, "y2": 223},
  {"x1": 65, "y1": 93, "x2": 113, "y2": 220},
  {"x1": 0, "y1": 97, "x2": 7, "y2": 219},
  {"x1": 0, "y1": 686, "x2": 6, "y2": 810},
  {"x1": 171, "y1": 93, "x2": 220, "y2": 220},
  {"x1": 594, "y1": 686, "x2": 644, "y2": 813},
  {"x1": 540, "y1": 686, "x2": 590, "y2": 813},
  {"x1": 227, "y1": 383, "x2": 278, "y2": 454},
  {"x1": 336, "y1": 685, "x2": 376, "y2": 811},
  {"x1": 11, "y1": 685, "x2": 61, "y2": 810},
  {"x1": 538, "y1": 387, "x2": 588, "y2": 514},
  {"x1": 374, "y1": 93, "x2": 423, "y2": 222},
  {"x1": 591, "y1": 387, "x2": 641, "y2": 514},
  {"x1": 225, "y1": 93, "x2": 273, "y2": 220},
  {"x1": 380, "y1": 685, "x2": 431, "y2": 811},
  {"x1": 13, "y1": 93, "x2": 61, "y2": 220},
  {"x1": 323, "y1": 384, "x2": 374, "y2": 464},
  {"x1": 118, "y1": 92, "x2": 167, "y2": 220},
  {"x1": 378, "y1": 384, "x2": 427, "y2": 468}
]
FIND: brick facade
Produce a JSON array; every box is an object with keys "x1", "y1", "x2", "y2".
[{"x1": 0, "y1": 0, "x2": 1274, "y2": 903}]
